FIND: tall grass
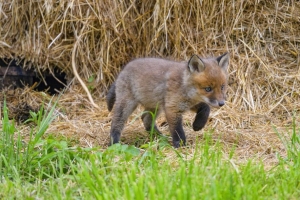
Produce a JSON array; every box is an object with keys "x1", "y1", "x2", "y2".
[
  {"x1": 275, "y1": 116, "x2": 300, "y2": 167},
  {"x1": 0, "y1": 99, "x2": 77, "y2": 180},
  {"x1": 0, "y1": 101, "x2": 300, "y2": 199}
]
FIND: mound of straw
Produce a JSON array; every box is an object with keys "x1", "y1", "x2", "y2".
[{"x1": 0, "y1": 0, "x2": 299, "y2": 166}]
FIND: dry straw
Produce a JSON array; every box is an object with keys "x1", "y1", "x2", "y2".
[{"x1": 0, "y1": 0, "x2": 299, "y2": 166}]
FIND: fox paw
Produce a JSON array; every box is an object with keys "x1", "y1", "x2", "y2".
[{"x1": 192, "y1": 103, "x2": 210, "y2": 131}]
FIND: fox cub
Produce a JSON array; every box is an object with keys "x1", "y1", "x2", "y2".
[{"x1": 106, "y1": 53, "x2": 229, "y2": 148}]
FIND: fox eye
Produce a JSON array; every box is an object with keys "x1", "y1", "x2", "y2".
[{"x1": 205, "y1": 87, "x2": 212, "y2": 92}]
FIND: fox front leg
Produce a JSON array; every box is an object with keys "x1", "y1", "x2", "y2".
[
  {"x1": 165, "y1": 111, "x2": 186, "y2": 148},
  {"x1": 191, "y1": 102, "x2": 210, "y2": 131}
]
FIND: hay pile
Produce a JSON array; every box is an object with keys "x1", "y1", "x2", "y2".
[{"x1": 0, "y1": 0, "x2": 299, "y2": 166}]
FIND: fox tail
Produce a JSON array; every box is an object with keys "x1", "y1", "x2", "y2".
[{"x1": 106, "y1": 82, "x2": 116, "y2": 112}]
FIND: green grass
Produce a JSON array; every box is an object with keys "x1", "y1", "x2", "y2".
[{"x1": 0, "y1": 101, "x2": 300, "y2": 199}]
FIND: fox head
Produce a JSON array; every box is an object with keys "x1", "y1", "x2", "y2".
[{"x1": 186, "y1": 53, "x2": 229, "y2": 108}]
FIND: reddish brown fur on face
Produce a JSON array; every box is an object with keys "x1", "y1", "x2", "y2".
[{"x1": 192, "y1": 59, "x2": 227, "y2": 107}]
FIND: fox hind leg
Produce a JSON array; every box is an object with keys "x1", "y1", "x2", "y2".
[
  {"x1": 141, "y1": 108, "x2": 162, "y2": 135},
  {"x1": 110, "y1": 99, "x2": 138, "y2": 145}
]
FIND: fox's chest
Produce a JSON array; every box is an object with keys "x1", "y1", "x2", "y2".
[
  {"x1": 178, "y1": 100, "x2": 194, "y2": 112},
  {"x1": 178, "y1": 101, "x2": 190, "y2": 112}
]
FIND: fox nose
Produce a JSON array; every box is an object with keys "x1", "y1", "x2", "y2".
[{"x1": 218, "y1": 101, "x2": 225, "y2": 107}]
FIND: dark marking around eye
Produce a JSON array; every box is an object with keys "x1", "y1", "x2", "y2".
[{"x1": 221, "y1": 84, "x2": 225, "y2": 91}]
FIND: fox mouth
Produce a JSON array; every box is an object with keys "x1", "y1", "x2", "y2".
[
  {"x1": 208, "y1": 101, "x2": 225, "y2": 108},
  {"x1": 202, "y1": 98, "x2": 225, "y2": 108}
]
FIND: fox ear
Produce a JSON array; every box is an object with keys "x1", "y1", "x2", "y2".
[
  {"x1": 216, "y1": 53, "x2": 229, "y2": 71},
  {"x1": 188, "y1": 55, "x2": 205, "y2": 73}
]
